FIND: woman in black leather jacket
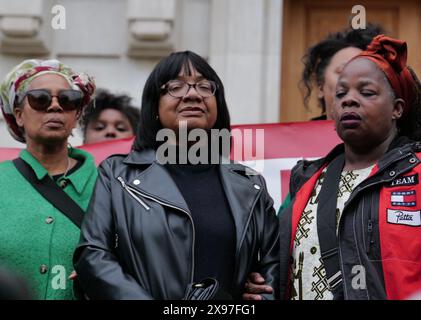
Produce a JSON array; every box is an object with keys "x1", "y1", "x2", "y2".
[{"x1": 73, "y1": 51, "x2": 280, "y2": 300}]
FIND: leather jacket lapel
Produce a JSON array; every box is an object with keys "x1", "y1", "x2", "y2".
[
  {"x1": 127, "y1": 162, "x2": 191, "y2": 214},
  {"x1": 123, "y1": 149, "x2": 263, "y2": 243}
]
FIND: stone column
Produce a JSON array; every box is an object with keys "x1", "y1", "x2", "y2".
[
  {"x1": 127, "y1": 0, "x2": 176, "y2": 58},
  {"x1": 0, "y1": 0, "x2": 51, "y2": 55},
  {"x1": 209, "y1": 0, "x2": 282, "y2": 124}
]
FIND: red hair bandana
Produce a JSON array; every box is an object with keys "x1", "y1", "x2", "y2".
[{"x1": 353, "y1": 35, "x2": 415, "y2": 115}]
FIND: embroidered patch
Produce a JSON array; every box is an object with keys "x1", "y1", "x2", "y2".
[
  {"x1": 387, "y1": 174, "x2": 418, "y2": 187},
  {"x1": 387, "y1": 209, "x2": 421, "y2": 226},
  {"x1": 391, "y1": 190, "x2": 417, "y2": 207}
]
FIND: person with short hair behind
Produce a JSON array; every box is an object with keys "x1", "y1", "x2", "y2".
[
  {"x1": 301, "y1": 23, "x2": 384, "y2": 120},
  {"x1": 80, "y1": 89, "x2": 139, "y2": 144}
]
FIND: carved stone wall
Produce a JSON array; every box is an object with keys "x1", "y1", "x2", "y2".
[
  {"x1": 0, "y1": 0, "x2": 51, "y2": 55},
  {"x1": 0, "y1": 0, "x2": 283, "y2": 147},
  {"x1": 127, "y1": 0, "x2": 175, "y2": 58}
]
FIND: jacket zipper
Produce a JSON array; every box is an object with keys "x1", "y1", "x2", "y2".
[
  {"x1": 117, "y1": 177, "x2": 150, "y2": 210},
  {"x1": 360, "y1": 196, "x2": 373, "y2": 255},
  {"x1": 115, "y1": 233, "x2": 119, "y2": 249},
  {"x1": 366, "y1": 219, "x2": 373, "y2": 255},
  {"x1": 339, "y1": 179, "x2": 388, "y2": 297},
  {"x1": 117, "y1": 176, "x2": 196, "y2": 283},
  {"x1": 231, "y1": 187, "x2": 262, "y2": 292}
]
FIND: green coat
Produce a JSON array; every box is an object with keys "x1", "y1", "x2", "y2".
[{"x1": 0, "y1": 148, "x2": 97, "y2": 300}]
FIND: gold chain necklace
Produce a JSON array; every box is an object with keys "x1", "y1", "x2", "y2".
[
  {"x1": 62, "y1": 157, "x2": 71, "y2": 178},
  {"x1": 58, "y1": 157, "x2": 72, "y2": 188}
]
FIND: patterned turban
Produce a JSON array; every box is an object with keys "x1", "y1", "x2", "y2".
[{"x1": 0, "y1": 59, "x2": 95, "y2": 142}]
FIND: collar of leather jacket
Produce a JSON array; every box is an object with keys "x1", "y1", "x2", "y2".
[
  {"x1": 118, "y1": 149, "x2": 264, "y2": 242},
  {"x1": 123, "y1": 148, "x2": 159, "y2": 165}
]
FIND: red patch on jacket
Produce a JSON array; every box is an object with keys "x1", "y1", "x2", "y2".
[{"x1": 379, "y1": 154, "x2": 421, "y2": 299}]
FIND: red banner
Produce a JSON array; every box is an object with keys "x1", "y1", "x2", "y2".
[
  {"x1": 0, "y1": 121, "x2": 340, "y2": 209},
  {"x1": 230, "y1": 120, "x2": 340, "y2": 208}
]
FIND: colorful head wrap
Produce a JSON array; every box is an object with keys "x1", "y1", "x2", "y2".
[
  {"x1": 351, "y1": 35, "x2": 415, "y2": 116},
  {"x1": 0, "y1": 59, "x2": 96, "y2": 142}
]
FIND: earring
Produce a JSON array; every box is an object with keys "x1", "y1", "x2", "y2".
[{"x1": 156, "y1": 115, "x2": 159, "y2": 120}]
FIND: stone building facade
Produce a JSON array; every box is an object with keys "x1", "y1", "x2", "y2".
[{"x1": 0, "y1": 0, "x2": 282, "y2": 147}]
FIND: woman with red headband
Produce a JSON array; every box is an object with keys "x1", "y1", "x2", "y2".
[
  {"x1": 246, "y1": 35, "x2": 421, "y2": 300},
  {"x1": 277, "y1": 35, "x2": 421, "y2": 300}
]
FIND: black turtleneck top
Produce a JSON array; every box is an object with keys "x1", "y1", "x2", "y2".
[{"x1": 165, "y1": 163, "x2": 236, "y2": 293}]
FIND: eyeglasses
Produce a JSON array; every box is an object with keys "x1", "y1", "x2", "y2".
[
  {"x1": 18, "y1": 89, "x2": 83, "y2": 111},
  {"x1": 161, "y1": 80, "x2": 217, "y2": 98}
]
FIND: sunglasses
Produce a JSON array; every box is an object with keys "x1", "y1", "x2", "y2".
[{"x1": 19, "y1": 89, "x2": 83, "y2": 111}]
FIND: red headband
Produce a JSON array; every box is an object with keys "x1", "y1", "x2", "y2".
[{"x1": 352, "y1": 35, "x2": 415, "y2": 115}]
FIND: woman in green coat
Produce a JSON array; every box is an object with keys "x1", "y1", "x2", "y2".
[{"x1": 0, "y1": 59, "x2": 96, "y2": 299}]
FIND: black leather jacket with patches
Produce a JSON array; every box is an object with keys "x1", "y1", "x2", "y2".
[{"x1": 279, "y1": 138, "x2": 421, "y2": 300}]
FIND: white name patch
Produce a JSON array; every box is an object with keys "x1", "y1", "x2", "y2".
[{"x1": 387, "y1": 209, "x2": 421, "y2": 226}]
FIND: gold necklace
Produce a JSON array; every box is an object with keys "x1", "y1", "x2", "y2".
[
  {"x1": 59, "y1": 157, "x2": 72, "y2": 188},
  {"x1": 63, "y1": 157, "x2": 71, "y2": 178}
]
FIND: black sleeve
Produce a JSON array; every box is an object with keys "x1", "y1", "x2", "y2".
[
  {"x1": 73, "y1": 160, "x2": 153, "y2": 300},
  {"x1": 256, "y1": 175, "x2": 280, "y2": 300}
]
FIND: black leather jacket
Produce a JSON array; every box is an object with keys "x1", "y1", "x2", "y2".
[{"x1": 73, "y1": 149, "x2": 280, "y2": 300}]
